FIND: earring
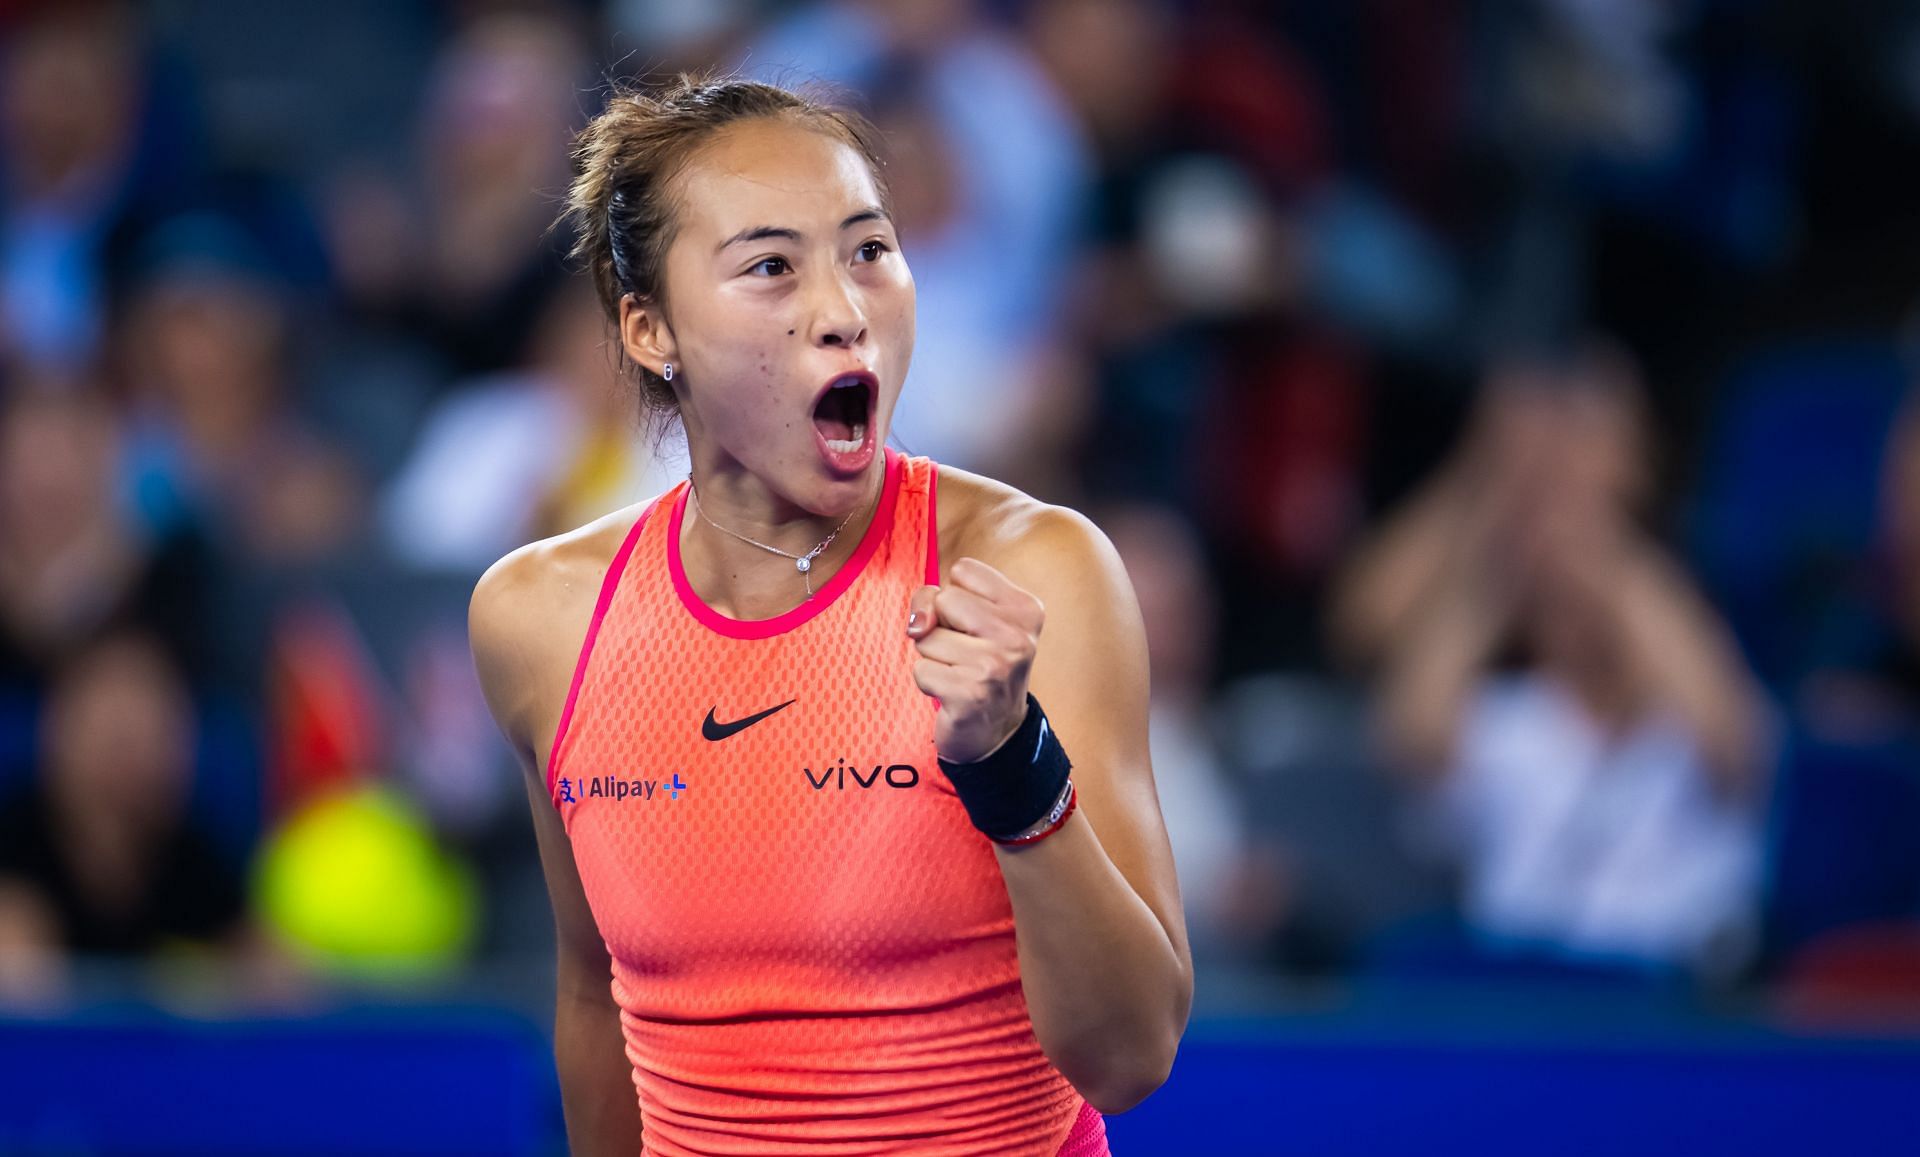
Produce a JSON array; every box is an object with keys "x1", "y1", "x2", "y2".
[{"x1": 662, "y1": 362, "x2": 674, "y2": 381}]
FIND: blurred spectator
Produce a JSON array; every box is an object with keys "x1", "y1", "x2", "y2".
[
  {"x1": 1332, "y1": 344, "x2": 1654, "y2": 672},
  {"x1": 1030, "y1": 0, "x2": 1326, "y2": 519},
  {"x1": 0, "y1": 629, "x2": 248, "y2": 1002},
  {"x1": 0, "y1": 379, "x2": 216, "y2": 705},
  {"x1": 0, "y1": 1, "x2": 196, "y2": 373},
  {"x1": 405, "y1": 7, "x2": 582, "y2": 378},
  {"x1": 320, "y1": 8, "x2": 585, "y2": 381},
  {"x1": 1336, "y1": 341, "x2": 1775, "y2": 978},
  {"x1": 116, "y1": 211, "x2": 365, "y2": 566},
  {"x1": 0, "y1": 2, "x2": 140, "y2": 365},
  {"x1": 378, "y1": 277, "x2": 687, "y2": 574},
  {"x1": 1030, "y1": 0, "x2": 1436, "y2": 672}
]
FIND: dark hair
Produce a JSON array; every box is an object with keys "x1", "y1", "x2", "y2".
[{"x1": 559, "y1": 70, "x2": 894, "y2": 435}]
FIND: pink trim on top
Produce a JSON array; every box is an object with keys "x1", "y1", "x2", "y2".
[
  {"x1": 668, "y1": 445, "x2": 902, "y2": 640},
  {"x1": 545, "y1": 495, "x2": 662, "y2": 804},
  {"x1": 923, "y1": 457, "x2": 943, "y2": 717},
  {"x1": 924, "y1": 458, "x2": 940, "y2": 587}
]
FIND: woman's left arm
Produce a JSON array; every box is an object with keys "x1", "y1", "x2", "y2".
[{"x1": 908, "y1": 506, "x2": 1194, "y2": 1115}]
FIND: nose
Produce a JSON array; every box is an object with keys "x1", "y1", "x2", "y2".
[{"x1": 808, "y1": 265, "x2": 868, "y2": 349}]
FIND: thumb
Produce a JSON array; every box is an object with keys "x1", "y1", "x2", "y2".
[{"x1": 906, "y1": 584, "x2": 939, "y2": 639}]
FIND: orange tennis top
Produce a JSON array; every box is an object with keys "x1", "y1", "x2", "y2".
[{"x1": 544, "y1": 446, "x2": 1108, "y2": 1156}]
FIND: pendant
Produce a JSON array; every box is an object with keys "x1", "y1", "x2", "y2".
[{"x1": 796, "y1": 556, "x2": 812, "y2": 574}]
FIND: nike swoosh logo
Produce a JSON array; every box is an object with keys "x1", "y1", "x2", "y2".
[{"x1": 702, "y1": 698, "x2": 797, "y2": 741}]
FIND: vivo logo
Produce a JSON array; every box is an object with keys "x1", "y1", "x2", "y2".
[{"x1": 803, "y1": 762, "x2": 921, "y2": 790}]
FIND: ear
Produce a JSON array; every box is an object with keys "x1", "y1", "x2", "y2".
[{"x1": 618, "y1": 293, "x2": 675, "y2": 376}]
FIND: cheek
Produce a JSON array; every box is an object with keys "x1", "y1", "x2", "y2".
[
  {"x1": 696, "y1": 320, "x2": 782, "y2": 385},
  {"x1": 872, "y1": 280, "x2": 915, "y2": 352},
  {"x1": 888, "y1": 269, "x2": 916, "y2": 325},
  {"x1": 700, "y1": 334, "x2": 800, "y2": 434}
]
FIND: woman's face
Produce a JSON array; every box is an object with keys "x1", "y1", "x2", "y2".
[{"x1": 632, "y1": 116, "x2": 915, "y2": 513}]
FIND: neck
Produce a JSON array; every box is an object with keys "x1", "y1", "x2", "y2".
[{"x1": 678, "y1": 451, "x2": 887, "y2": 619}]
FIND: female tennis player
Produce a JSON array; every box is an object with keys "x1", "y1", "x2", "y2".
[{"x1": 469, "y1": 73, "x2": 1191, "y2": 1156}]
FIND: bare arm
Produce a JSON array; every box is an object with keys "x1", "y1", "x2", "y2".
[
  {"x1": 1605, "y1": 547, "x2": 1771, "y2": 794},
  {"x1": 471, "y1": 548, "x2": 644, "y2": 1157},
  {"x1": 1372, "y1": 538, "x2": 1511, "y2": 780},
  {"x1": 917, "y1": 508, "x2": 1193, "y2": 1115},
  {"x1": 1328, "y1": 458, "x2": 1484, "y2": 673},
  {"x1": 520, "y1": 757, "x2": 644, "y2": 1156}
]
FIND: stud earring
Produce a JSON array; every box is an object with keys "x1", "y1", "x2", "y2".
[{"x1": 662, "y1": 362, "x2": 674, "y2": 381}]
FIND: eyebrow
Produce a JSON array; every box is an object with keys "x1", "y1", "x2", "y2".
[{"x1": 715, "y1": 206, "x2": 891, "y2": 254}]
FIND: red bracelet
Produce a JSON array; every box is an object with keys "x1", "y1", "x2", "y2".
[{"x1": 988, "y1": 779, "x2": 1077, "y2": 848}]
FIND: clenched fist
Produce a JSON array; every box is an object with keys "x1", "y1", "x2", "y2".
[{"x1": 907, "y1": 556, "x2": 1046, "y2": 764}]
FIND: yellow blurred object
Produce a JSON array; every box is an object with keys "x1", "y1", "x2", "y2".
[
  {"x1": 532, "y1": 425, "x2": 635, "y2": 541},
  {"x1": 252, "y1": 782, "x2": 478, "y2": 980}
]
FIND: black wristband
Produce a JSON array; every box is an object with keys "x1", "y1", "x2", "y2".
[{"x1": 936, "y1": 692, "x2": 1073, "y2": 841}]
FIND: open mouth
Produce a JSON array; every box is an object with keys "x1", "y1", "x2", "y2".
[{"x1": 811, "y1": 374, "x2": 874, "y2": 453}]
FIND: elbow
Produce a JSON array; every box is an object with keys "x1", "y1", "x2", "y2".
[
  {"x1": 1083, "y1": 961, "x2": 1191, "y2": 1114},
  {"x1": 1078, "y1": 1039, "x2": 1178, "y2": 1116},
  {"x1": 1064, "y1": 952, "x2": 1192, "y2": 1115},
  {"x1": 1082, "y1": 1067, "x2": 1170, "y2": 1117}
]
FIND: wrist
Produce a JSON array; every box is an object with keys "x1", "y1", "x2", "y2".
[
  {"x1": 966, "y1": 696, "x2": 1031, "y2": 765},
  {"x1": 988, "y1": 777, "x2": 1076, "y2": 847},
  {"x1": 936, "y1": 691, "x2": 1074, "y2": 843}
]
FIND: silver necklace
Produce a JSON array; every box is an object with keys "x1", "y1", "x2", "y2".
[{"x1": 684, "y1": 469, "x2": 878, "y2": 596}]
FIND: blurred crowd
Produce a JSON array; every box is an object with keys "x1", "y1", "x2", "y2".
[{"x1": 5, "y1": 0, "x2": 1920, "y2": 1022}]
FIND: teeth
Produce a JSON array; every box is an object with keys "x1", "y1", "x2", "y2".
[{"x1": 824, "y1": 424, "x2": 866, "y2": 454}]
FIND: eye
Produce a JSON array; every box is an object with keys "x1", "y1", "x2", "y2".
[
  {"x1": 856, "y1": 240, "x2": 891, "y2": 263},
  {"x1": 749, "y1": 256, "x2": 790, "y2": 277}
]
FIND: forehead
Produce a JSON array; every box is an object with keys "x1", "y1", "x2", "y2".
[{"x1": 672, "y1": 117, "x2": 882, "y2": 243}]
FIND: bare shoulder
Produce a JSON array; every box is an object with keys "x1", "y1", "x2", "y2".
[
  {"x1": 468, "y1": 502, "x2": 654, "y2": 759},
  {"x1": 932, "y1": 461, "x2": 1118, "y2": 594},
  {"x1": 930, "y1": 461, "x2": 1142, "y2": 687}
]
